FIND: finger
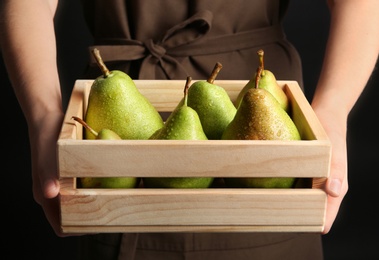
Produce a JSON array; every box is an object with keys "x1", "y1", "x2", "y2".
[
  {"x1": 322, "y1": 193, "x2": 344, "y2": 234},
  {"x1": 325, "y1": 139, "x2": 347, "y2": 197}
]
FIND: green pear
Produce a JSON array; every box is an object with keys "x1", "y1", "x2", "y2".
[
  {"x1": 223, "y1": 177, "x2": 296, "y2": 189},
  {"x1": 186, "y1": 62, "x2": 237, "y2": 139},
  {"x1": 84, "y1": 48, "x2": 164, "y2": 140},
  {"x1": 144, "y1": 77, "x2": 213, "y2": 188},
  {"x1": 72, "y1": 116, "x2": 122, "y2": 140},
  {"x1": 235, "y1": 49, "x2": 289, "y2": 112},
  {"x1": 222, "y1": 80, "x2": 301, "y2": 188},
  {"x1": 79, "y1": 177, "x2": 139, "y2": 189},
  {"x1": 71, "y1": 116, "x2": 140, "y2": 189},
  {"x1": 151, "y1": 77, "x2": 208, "y2": 141}
]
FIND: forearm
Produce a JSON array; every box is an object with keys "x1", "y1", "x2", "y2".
[
  {"x1": 308, "y1": 1, "x2": 379, "y2": 233},
  {"x1": 0, "y1": 0, "x2": 62, "y2": 127},
  {"x1": 312, "y1": 0, "x2": 379, "y2": 120}
]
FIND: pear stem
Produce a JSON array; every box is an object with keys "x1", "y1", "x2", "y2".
[
  {"x1": 72, "y1": 116, "x2": 99, "y2": 138},
  {"x1": 91, "y1": 48, "x2": 111, "y2": 77},
  {"x1": 255, "y1": 67, "x2": 263, "y2": 89},
  {"x1": 207, "y1": 62, "x2": 223, "y2": 84},
  {"x1": 254, "y1": 49, "x2": 265, "y2": 88},
  {"x1": 183, "y1": 76, "x2": 192, "y2": 107},
  {"x1": 257, "y1": 49, "x2": 264, "y2": 71}
]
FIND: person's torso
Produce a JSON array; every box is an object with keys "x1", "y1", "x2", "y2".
[{"x1": 80, "y1": 0, "x2": 302, "y2": 84}]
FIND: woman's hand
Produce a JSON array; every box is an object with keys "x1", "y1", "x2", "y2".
[
  {"x1": 28, "y1": 110, "x2": 84, "y2": 237},
  {"x1": 313, "y1": 106, "x2": 348, "y2": 234}
]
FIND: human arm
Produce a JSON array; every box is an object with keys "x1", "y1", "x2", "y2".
[
  {"x1": 311, "y1": 0, "x2": 379, "y2": 234},
  {"x1": 0, "y1": 0, "x2": 67, "y2": 236}
]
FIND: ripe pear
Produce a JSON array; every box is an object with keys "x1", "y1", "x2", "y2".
[
  {"x1": 186, "y1": 62, "x2": 237, "y2": 139},
  {"x1": 222, "y1": 80, "x2": 301, "y2": 188},
  {"x1": 235, "y1": 49, "x2": 289, "y2": 112},
  {"x1": 85, "y1": 48, "x2": 163, "y2": 140},
  {"x1": 71, "y1": 116, "x2": 140, "y2": 189},
  {"x1": 144, "y1": 77, "x2": 213, "y2": 188}
]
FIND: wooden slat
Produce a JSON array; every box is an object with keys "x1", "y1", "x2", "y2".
[
  {"x1": 61, "y1": 225, "x2": 324, "y2": 234},
  {"x1": 58, "y1": 139, "x2": 330, "y2": 178},
  {"x1": 60, "y1": 188, "x2": 326, "y2": 226}
]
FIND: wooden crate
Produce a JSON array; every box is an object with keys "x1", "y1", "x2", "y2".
[{"x1": 58, "y1": 80, "x2": 331, "y2": 233}]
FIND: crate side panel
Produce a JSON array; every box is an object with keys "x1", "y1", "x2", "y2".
[
  {"x1": 59, "y1": 81, "x2": 87, "y2": 140},
  {"x1": 58, "y1": 140, "x2": 330, "y2": 178},
  {"x1": 60, "y1": 189, "x2": 326, "y2": 227},
  {"x1": 284, "y1": 81, "x2": 329, "y2": 141}
]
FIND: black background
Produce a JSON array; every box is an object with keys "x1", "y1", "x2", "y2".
[{"x1": 1, "y1": 1, "x2": 378, "y2": 259}]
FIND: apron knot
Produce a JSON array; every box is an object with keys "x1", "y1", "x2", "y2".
[
  {"x1": 89, "y1": 10, "x2": 213, "y2": 79},
  {"x1": 144, "y1": 39, "x2": 166, "y2": 60}
]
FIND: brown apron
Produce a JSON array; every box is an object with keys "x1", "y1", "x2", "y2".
[
  {"x1": 81, "y1": 0, "x2": 303, "y2": 86},
  {"x1": 78, "y1": 1, "x2": 322, "y2": 259}
]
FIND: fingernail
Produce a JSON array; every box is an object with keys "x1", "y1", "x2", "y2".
[{"x1": 329, "y1": 179, "x2": 341, "y2": 196}]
